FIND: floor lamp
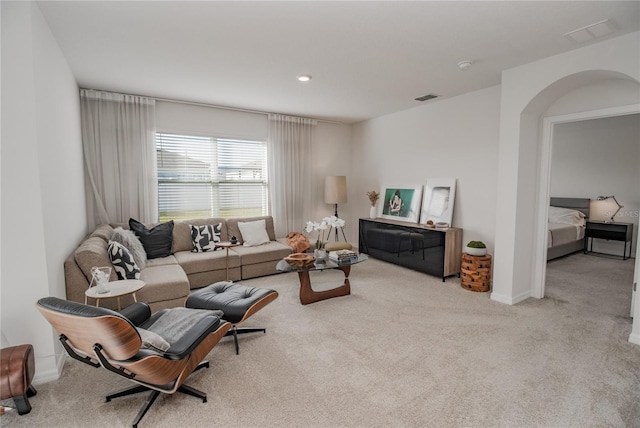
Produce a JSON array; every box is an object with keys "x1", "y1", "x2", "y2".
[{"x1": 324, "y1": 175, "x2": 348, "y2": 241}]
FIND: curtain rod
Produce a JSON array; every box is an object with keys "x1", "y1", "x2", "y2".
[{"x1": 80, "y1": 88, "x2": 343, "y2": 124}]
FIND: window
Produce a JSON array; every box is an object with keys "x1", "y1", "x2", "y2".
[{"x1": 156, "y1": 133, "x2": 268, "y2": 222}]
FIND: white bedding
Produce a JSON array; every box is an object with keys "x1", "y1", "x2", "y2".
[{"x1": 547, "y1": 222, "x2": 585, "y2": 248}]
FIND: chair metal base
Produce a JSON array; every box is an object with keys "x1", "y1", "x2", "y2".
[
  {"x1": 105, "y1": 362, "x2": 210, "y2": 428},
  {"x1": 225, "y1": 326, "x2": 266, "y2": 355}
]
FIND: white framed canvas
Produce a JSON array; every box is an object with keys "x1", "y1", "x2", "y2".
[
  {"x1": 419, "y1": 178, "x2": 456, "y2": 226},
  {"x1": 379, "y1": 185, "x2": 423, "y2": 223}
]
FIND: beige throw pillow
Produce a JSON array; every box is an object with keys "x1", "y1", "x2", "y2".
[{"x1": 238, "y1": 219, "x2": 271, "y2": 246}]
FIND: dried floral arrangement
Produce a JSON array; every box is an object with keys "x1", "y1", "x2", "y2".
[{"x1": 366, "y1": 190, "x2": 380, "y2": 207}]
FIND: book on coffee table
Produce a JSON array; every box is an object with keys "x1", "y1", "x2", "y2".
[{"x1": 329, "y1": 249, "x2": 358, "y2": 263}]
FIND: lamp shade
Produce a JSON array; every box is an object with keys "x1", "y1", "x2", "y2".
[
  {"x1": 324, "y1": 176, "x2": 347, "y2": 204},
  {"x1": 594, "y1": 195, "x2": 622, "y2": 222}
]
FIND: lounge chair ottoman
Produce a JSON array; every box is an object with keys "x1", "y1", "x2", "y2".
[
  {"x1": 186, "y1": 281, "x2": 278, "y2": 354},
  {"x1": 1, "y1": 344, "x2": 37, "y2": 415}
]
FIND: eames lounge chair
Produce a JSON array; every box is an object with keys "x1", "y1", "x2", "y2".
[{"x1": 36, "y1": 297, "x2": 231, "y2": 427}]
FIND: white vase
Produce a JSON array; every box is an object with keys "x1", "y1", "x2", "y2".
[{"x1": 370, "y1": 206, "x2": 377, "y2": 219}]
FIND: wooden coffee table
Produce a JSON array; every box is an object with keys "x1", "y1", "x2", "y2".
[
  {"x1": 276, "y1": 254, "x2": 368, "y2": 305},
  {"x1": 85, "y1": 279, "x2": 145, "y2": 310}
]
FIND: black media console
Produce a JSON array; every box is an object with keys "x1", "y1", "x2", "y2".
[{"x1": 359, "y1": 218, "x2": 462, "y2": 281}]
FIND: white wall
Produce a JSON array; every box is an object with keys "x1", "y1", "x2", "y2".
[
  {"x1": 1, "y1": 2, "x2": 86, "y2": 382},
  {"x1": 550, "y1": 114, "x2": 639, "y2": 255},
  {"x1": 492, "y1": 31, "x2": 640, "y2": 305},
  {"x1": 350, "y1": 85, "x2": 501, "y2": 250},
  {"x1": 156, "y1": 100, "x2": 353, "y2": 232}
]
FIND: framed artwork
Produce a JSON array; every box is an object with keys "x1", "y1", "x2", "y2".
[
  {"x1": 379, "y1": 185, "x2": 423, "y2": 223},
  {"x1": 419, "y1": 178, "x2": 456, "y2": 226}
]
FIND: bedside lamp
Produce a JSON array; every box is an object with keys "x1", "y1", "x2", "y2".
[
  {"x1": 596, "y1": 195, "x2": 623, "y2": 223},
  {"x1": 324, "y1": 175, "x2": 348, "y2": 241}
]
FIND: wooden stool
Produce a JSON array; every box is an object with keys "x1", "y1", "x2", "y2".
[
  {"x1": 460, "y1": 253, "x2": 492, "y2": 292},
  {"x1": 0, "y1": 344, "x2": 37, "y2": 415}
]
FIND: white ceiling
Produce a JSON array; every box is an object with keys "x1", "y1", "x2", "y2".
[{"x1": 37, "y1": 1, "x2": 640, "y2": 123}]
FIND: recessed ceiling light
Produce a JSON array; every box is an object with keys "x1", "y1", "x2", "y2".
[{"x1": 297, "y1": 75, "x2": 312, "y2": 82}]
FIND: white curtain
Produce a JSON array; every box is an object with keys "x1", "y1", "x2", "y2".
[
  {"x1": 267, "y1": 114, "x2": 316, "y2": 237},
  {"x1": 80, "y1": 90, "x2": 157, "y2": 229}
]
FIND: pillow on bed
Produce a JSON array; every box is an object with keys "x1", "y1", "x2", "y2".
[{"x1": 548, "y1": 206, "x2": 586, "y2": 226}]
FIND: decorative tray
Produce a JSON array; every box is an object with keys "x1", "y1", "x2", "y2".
[{"x1": 284, "y1": 253, "x2": 315, "y2": 267}]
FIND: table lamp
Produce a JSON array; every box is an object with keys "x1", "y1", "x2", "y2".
[{"x1": 596, "y1": 195, "x2": 622, "y2": 223}]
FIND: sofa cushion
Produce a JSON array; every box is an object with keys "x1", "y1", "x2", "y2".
[
  {"x1": 174, "y1": 250, "x2": 240, "y2": 275},
  {"x1": 190, "y1": 223, "x2": 223, "y2": 252},
  {"x1": 75, "y1": 236, "x2": 118, "y2": 282},
  {"x1": 230, "y1": 241, "x2": 292, "y2": 265},
  {"x1": 108, "y1": 240, "x2": 141, "y2": 280},
  {"x1": 173, "y1": 218, "x2": 228, "y2": 253},
  {"x1": 129, "y1": 218, "x2": 174, "y2": 259},
  {"x1": 137, "y1": 264, "x2": 190, "y2": 304},
  {"x1": 227, "y1": 216, "x2": 276, "y2": 244},
  {"x1": 145, "y1": 255, "x2": 179, "y2": 267},
  {"x1": 237, "y1": 219, "x2": 271, "y2": 246},
  {"x1": 111, "y1": 227, "x2": 147, "y2": 268}
]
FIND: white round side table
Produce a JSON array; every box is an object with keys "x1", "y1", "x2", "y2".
[{"x1": 85, "y1": 279, "x2": 145, "y2": 310}]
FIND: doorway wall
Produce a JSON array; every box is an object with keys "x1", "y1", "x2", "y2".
[{"x1": 491, "y1": 31, "x2": 640, "y2": 344}]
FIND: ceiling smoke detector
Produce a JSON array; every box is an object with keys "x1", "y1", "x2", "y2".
[{"x1": 458, "y1": 60, "x2": 473, "y2": 71}]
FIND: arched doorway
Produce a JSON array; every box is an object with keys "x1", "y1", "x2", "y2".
[{"x1": 521, "y1": 71, "x2": 639, "y2": 344}]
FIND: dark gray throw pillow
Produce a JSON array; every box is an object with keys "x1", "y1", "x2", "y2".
[{"x1": 129, "y1": 218, "x2": 174, "y2": 259}]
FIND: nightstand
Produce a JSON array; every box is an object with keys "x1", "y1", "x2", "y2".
[{"x1": 584, "y1": 220, "x2": 634, "y2": 260}]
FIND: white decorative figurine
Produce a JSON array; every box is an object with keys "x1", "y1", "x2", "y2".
[{"x1": 90, "y1": 266, "x2": 112, "y2": 294}]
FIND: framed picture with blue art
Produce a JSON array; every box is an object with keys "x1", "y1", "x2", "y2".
[
  {"x1": 419, "y1": 178, "x2": 456, "y2": 227},
  {"x1": 379, "y1": 185, "x2": 423, "y2": 223}
]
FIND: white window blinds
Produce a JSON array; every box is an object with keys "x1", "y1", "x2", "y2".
[{"x1": 156, "y1": 133, "x2": 268, "y2": 221}]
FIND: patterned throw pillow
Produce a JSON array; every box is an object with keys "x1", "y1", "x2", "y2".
[
  {"x1": 108, "y1": 240, "x2": 141, "y2": 280},
  {"x1": 190, "y1": 223, "x2": 223, "y2": 252},
  {"x1": 111, "y1": 227, "x2": 147, "y2": 269}
]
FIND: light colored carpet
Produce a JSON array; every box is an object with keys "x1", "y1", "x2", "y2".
[{"x1": 2, "y1": 253, "x2": 639, "y2": 427}]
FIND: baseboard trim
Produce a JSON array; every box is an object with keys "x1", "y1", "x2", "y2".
[
  {"x1": 629, "y1": 332, "x2": 640, "y2": 346},
  {"x1": 490, "y1": 292, "x2": 513, "y2": 305},
  {"x1": 33, "y1": 355, "x2": 64, "y2": 385},
  {"x1": 490, "y1": 289, "x2": 531, "y2": 305}
]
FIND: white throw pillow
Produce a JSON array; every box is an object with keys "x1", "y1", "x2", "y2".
[{"x1": 238, "y1": 219, "x2": 271, "y2": 246}]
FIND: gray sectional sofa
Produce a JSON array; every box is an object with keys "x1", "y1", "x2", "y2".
[{"x1": 64, "y1": 216, "x2": 293, "y2": 312}]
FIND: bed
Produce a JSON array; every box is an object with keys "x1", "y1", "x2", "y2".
[{"x1": 546, "y1": 197, "x2": 590, "y2": 261}]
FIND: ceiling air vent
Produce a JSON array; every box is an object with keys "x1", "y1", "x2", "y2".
[{"x1": 414, "y1": 94, "x2": 438, "y2": 102}]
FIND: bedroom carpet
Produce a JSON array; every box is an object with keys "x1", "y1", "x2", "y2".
[{"x1": 2, "y1": 253, "x2": 639, "y2": 427}]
